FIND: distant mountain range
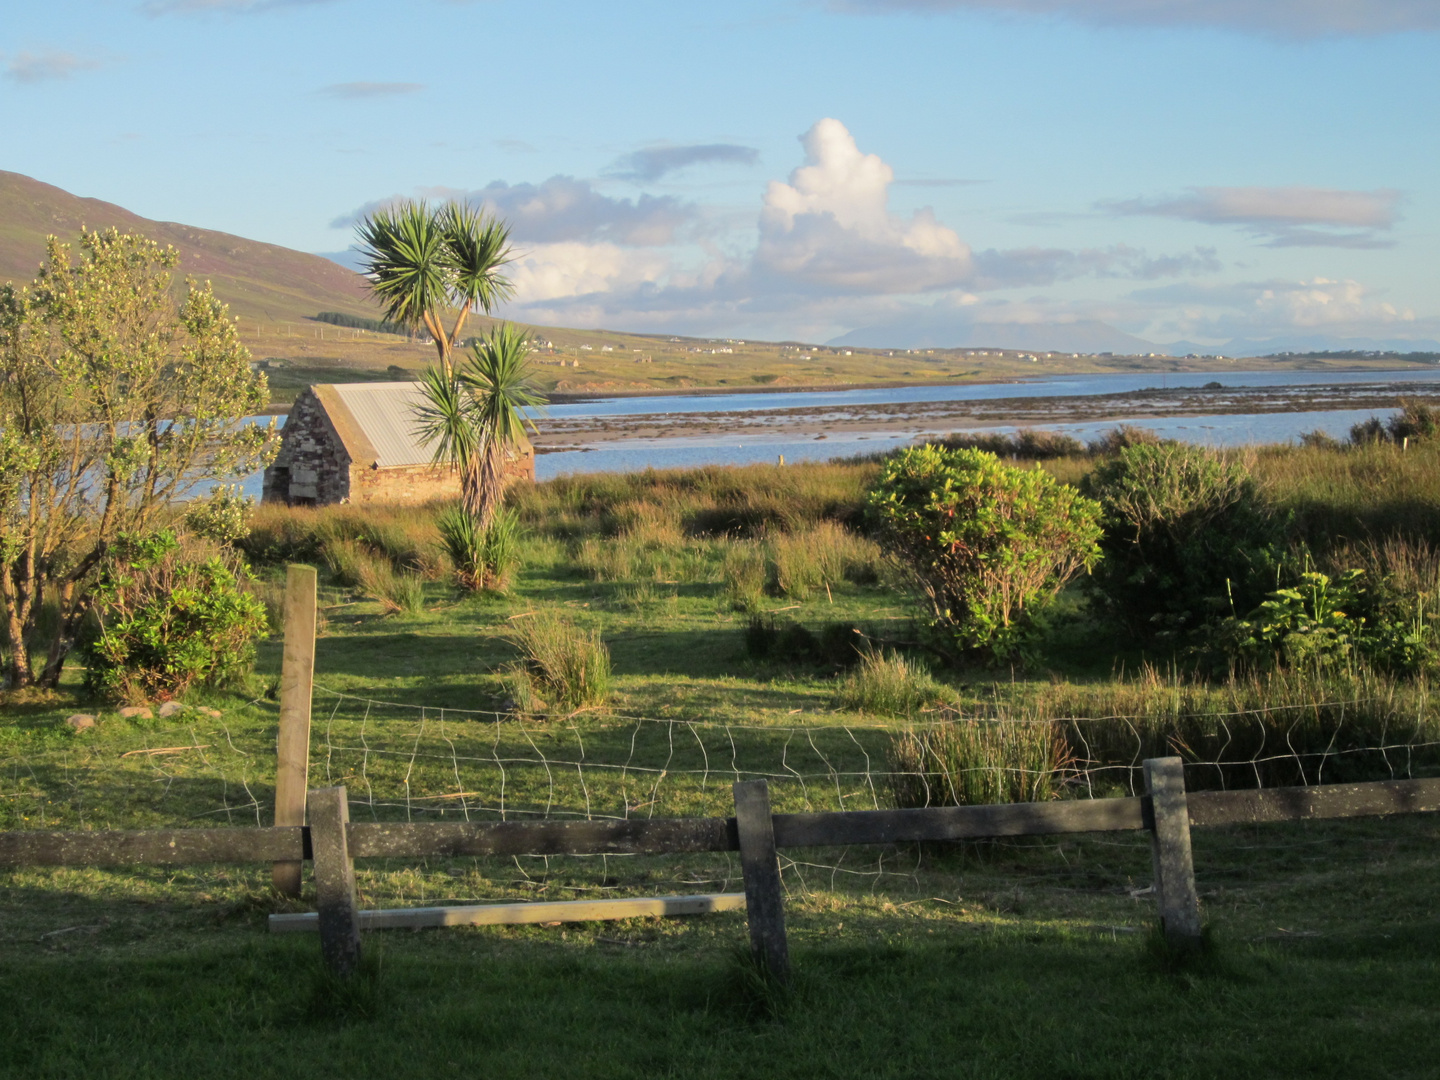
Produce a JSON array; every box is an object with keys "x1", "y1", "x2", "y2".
[
  {"x1": 0, "y1": 170, "x2": 372, "y2": 326},
  {"x1": 828, "y1": 314, "x2": 1440, "y2": 358}
]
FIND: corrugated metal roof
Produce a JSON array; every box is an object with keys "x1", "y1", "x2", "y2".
[{"x1": 324, "y1": 382, "x2": 439, "y2": 468}]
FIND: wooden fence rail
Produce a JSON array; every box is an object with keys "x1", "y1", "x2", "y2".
[{"x1": 4, "y1": 771, "x2": 1439, "y2": 977}]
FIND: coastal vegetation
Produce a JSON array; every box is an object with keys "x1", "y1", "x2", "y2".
[{"x1": 6, "y1": 430, "x2": 1440, "y2": 1076}]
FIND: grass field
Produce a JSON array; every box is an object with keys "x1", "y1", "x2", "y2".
[{"x1": 5, "y1": 447, "x2": 1440, "y2": 1076}]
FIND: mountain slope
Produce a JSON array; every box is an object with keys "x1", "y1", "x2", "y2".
[{"x1": 0, "y1": 170, "x2": 373, "y2": 325}]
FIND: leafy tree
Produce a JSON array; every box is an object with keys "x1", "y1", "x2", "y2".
[
  {"x1": 354, "y1": 199, "x2": 513, "y2": 377},
  {"x1": 1081, "y1": 443, "x2": 1281, "y2": 637},
  {"x1": 865, "y1": 445, "x2": 1103, "y2": 662},
  {"x1": 355, "y1": 200, "x2": 537, "y2": 529},
  {"x1": 0, "y1": 229, "x2": 275, "y2": 690}
]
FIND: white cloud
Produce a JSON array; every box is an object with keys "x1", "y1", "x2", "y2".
[
  {"x1": 331, "y1": 177, "x2": 696, "y2": 247},
  {"x1": 605, "y1": 143, "x2": 760, "y2": 182},
  {"x1": 4, "y1": 51, "x2": 101, "y2": 83},
  {"x1": 1130, "y1": 276, "x2": 1440, "y2": 342},
  {"x1": 507, "y1": 243, "x2": 673, "y2": 305},
  {"x1": 833, "y1": 0, "x2": 1440, "y2": 38},
  {"x1": 1107, "y1": 185, "x2": 1402, "y2": 247},
  {"x1": 754, "y1": 117, "x2": 975, "y2": 293}
]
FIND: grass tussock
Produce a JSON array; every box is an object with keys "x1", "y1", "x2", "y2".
[
  {"x1": 834, "y1": 649, "x2": 954, "y2": 718},
  {"x1": 889, "y1": 716, "x2": 1071, "y2": 807},
  {"x1": 506, "y1": 608, "x2": 612, "y2": 712}
]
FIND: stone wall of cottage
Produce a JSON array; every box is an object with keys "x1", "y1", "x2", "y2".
[
  {"x1": 261, "y1": 389, "x2": 352, "y2": 505},
  {"x1": 263, "y1": 388, "x2": 537, "y2": 507}
]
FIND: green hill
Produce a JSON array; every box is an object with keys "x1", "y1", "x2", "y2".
[{"x1": 0, "y1": 170, "x2": 373, "y2": 326}]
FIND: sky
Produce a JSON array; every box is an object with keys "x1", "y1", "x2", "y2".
[{"x1": 3, "y1": 0, "x2": 1438, "y2": 351}]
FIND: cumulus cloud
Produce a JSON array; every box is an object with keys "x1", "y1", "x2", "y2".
[
  {"x1": 330, "y1": 176, "x2": 697, "y2": 247},
  {"x1": 754, "y1": 118, "x2": 975, "y2": 294},
  {"x1": 1106, "y1": 185, "x2": 1402, "y2": 247},
  {"x1": 4, "y1": 51, "x2": 101, "y2": 83},
  {"x1": 320, "y1": 81, "x2": 424, "y2": 98},
  {"x1": 831, "y1": 0, "x2": 1440, "y2": 37},
  {"x1": 606, "y1": 143, "x2": 760, "y2": 182}
]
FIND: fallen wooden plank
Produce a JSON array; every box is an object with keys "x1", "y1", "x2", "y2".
[
  {"x1": 770, "y1": 796, "x2": 1148, "y2": 847},
  {"x1": 0, "y1": 826, "x2": 306, "y2": 867},
  {"x1": 1188, "y1": 776, "x2": 1440, "y2": 827},
  {"x1": 268, "y1": 892, "x2": 748, "y2": 933}
]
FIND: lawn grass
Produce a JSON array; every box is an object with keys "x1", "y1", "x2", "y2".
[{"x1": 5, "y1": 451, "x2": 1440, "y2": 1076}]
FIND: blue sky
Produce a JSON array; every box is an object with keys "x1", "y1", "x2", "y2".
[{"x1": 3, "y1": 0, "x2": 1438, "y2": 350}]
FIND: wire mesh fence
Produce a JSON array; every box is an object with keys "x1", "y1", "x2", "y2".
[{"x1": 4, "y1": 683, "x2": 1439, "y2": 906}]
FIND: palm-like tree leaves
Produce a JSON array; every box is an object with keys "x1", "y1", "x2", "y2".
[
  {"x1": 414, "y1": 323, "x2": 544, "y2": 526},
  {"x1": 354, "y1": 199, "x2": 514, "y2": 375}
]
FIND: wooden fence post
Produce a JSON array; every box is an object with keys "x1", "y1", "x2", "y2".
[
  {"x1": 1143, "y1": 756, "x2": 1202, "y2": 948},
  {"x1": 272, "y1": 564, "x2": 317, "y2": 897},
  {"x1": 733, "y1": 779, "x2": 790, "y2": 983},
  {"x1": 308, "y1": 785, "x2": 362, "y2": 977}
]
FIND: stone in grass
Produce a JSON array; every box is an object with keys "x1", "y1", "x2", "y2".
[
  {"x1": 64, "y1": 714, "x2": 96, "y2": 731},
  {"x1": 157, "y1": 701, "x2": 186, "y2": 718},
  {"x1": 196, "y1": 707, "x2": 222, "y2": 718},
  {"x1": 117, "y1": 705, "x2": 153, "y2": 720}
]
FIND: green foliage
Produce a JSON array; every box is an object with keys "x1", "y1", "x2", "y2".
[
  {"x1": 721, "y1": 541, "x2": 767, "y2": 610},
  {"x1": 85, "y1": 531, "x2": 268, "y2": 703},
  {"x1": 314, "y1": 310, "x2": 411, "y2": 337},
  {"x1": 0, "y1": 228, "x2": 276, "y2": 689},
  {"x1": 934, "y1": 428, "x2": 1085, "y2": 460},
  {"x1": 1082, "y1": 443, "x2": 1281, "y2": 637},
  {"x1": 436, "y1": 505, "x2": 521, "y2": 592},
  {"x1": 1223, "y1": 568, "x2": 1436, "y2": 675},
  {"x1": 353, "y1": 199, "x2": 514, "y2": 372},
  {"x1": 888, "y1": 717, "x2": 1070, "y2": 807},
  {"x1": 506, "y1": 608, "x2": 611, "y2": 712},
  {"x1": 833, "y1": 648, "x2": 953, "y2": 717},
  {"x1": 866, "y1": 445, "x2": 1102, "y2": 662},
  {"x1": 183, "y1": 485, "x2": 254, "y2": 546}
]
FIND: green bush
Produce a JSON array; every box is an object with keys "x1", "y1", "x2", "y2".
[
  {"x1": 865, "y1": 445, "x2": 1102, "y2": 661},
  {"x1": 436, "y1": 505, "x2": 521, "y2": 592},
  {"x1": 86, "y1": 531, "x2": 268, "y2": 703},
  {"x1": 1222, "y1": 567, "x2": 1436, "y2": 675},
  {"x1": 183, "y1": 485, "x2": 254, "y2": 546},
  {"x1": 1082, "y1": 443, "x2": 1281, "y2": 636}
]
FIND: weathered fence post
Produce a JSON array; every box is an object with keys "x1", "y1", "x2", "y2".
[
  {"x1": 1143, "y1": 756, "x2": 1202, "y2": 948},
  {"x1": 308, "y1": 785, "x2": 362, "y2": 976},
  {"x1": 733, "y1": 779, "x2": 790, "y2": 983},
  {"x1": 272, "y1": 564, "x2": 317, "y2": 897}
]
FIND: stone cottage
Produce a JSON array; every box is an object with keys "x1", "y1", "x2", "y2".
[{"x1": 262, "y1": 382, "x2": 535, "y2": 506}]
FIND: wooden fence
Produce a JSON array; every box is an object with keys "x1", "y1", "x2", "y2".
[
  {"x1": 4, "y1": 566, "x2": 1439, "y2": 979},
  {"x1": 4, "y1": 768, "x2": 1439, "y2": 979}
]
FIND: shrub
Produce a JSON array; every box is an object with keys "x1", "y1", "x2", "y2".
[
  {"x1": 1086, "y1": 425, "x2": 1163, "y2": 456},
  {"x1": 1222, "y1": 567, "x2": 1436, "y2": 675},
  {"x1": 834, "y1": 648, "x2": 953, "y2": 717},
  {"x1": 888, "y1": 718, "x2": 1070, "y2": 807},
  {"x1": 935, "y1": 429, "x2": 1085, "y2": 460},
  {"x1": 866, "y1": 445, "x2": 1103, "y2": 661},
  {"x1": 183, "y1": 485, "x2": 254, "y2": 546},
  {"x1": 722, "y1": 541, "x2": 767, "y2": 610},
  {"x1": 1349, "y1": 417, "x2": 1388, "y2": 445},
  {"x1": 86, "y1": 531, "x2": 268, "y2": 703},
  {"x1": 1082, "y1": 443, "x2": 1281, "y2": 636},
  {"x1": 436, "y1": 505, "x2": 521, "y2": 592},
  {"x1": 507, "y1": 608, "x2": 611, "y2": 712},
  {"x1": 1388, "y1": 400, "x2": 1440, "y2": 444}
]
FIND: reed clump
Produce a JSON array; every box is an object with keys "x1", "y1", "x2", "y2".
[{"x1": 506, "y1": 608, "x2": 611, "y2": 712}]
